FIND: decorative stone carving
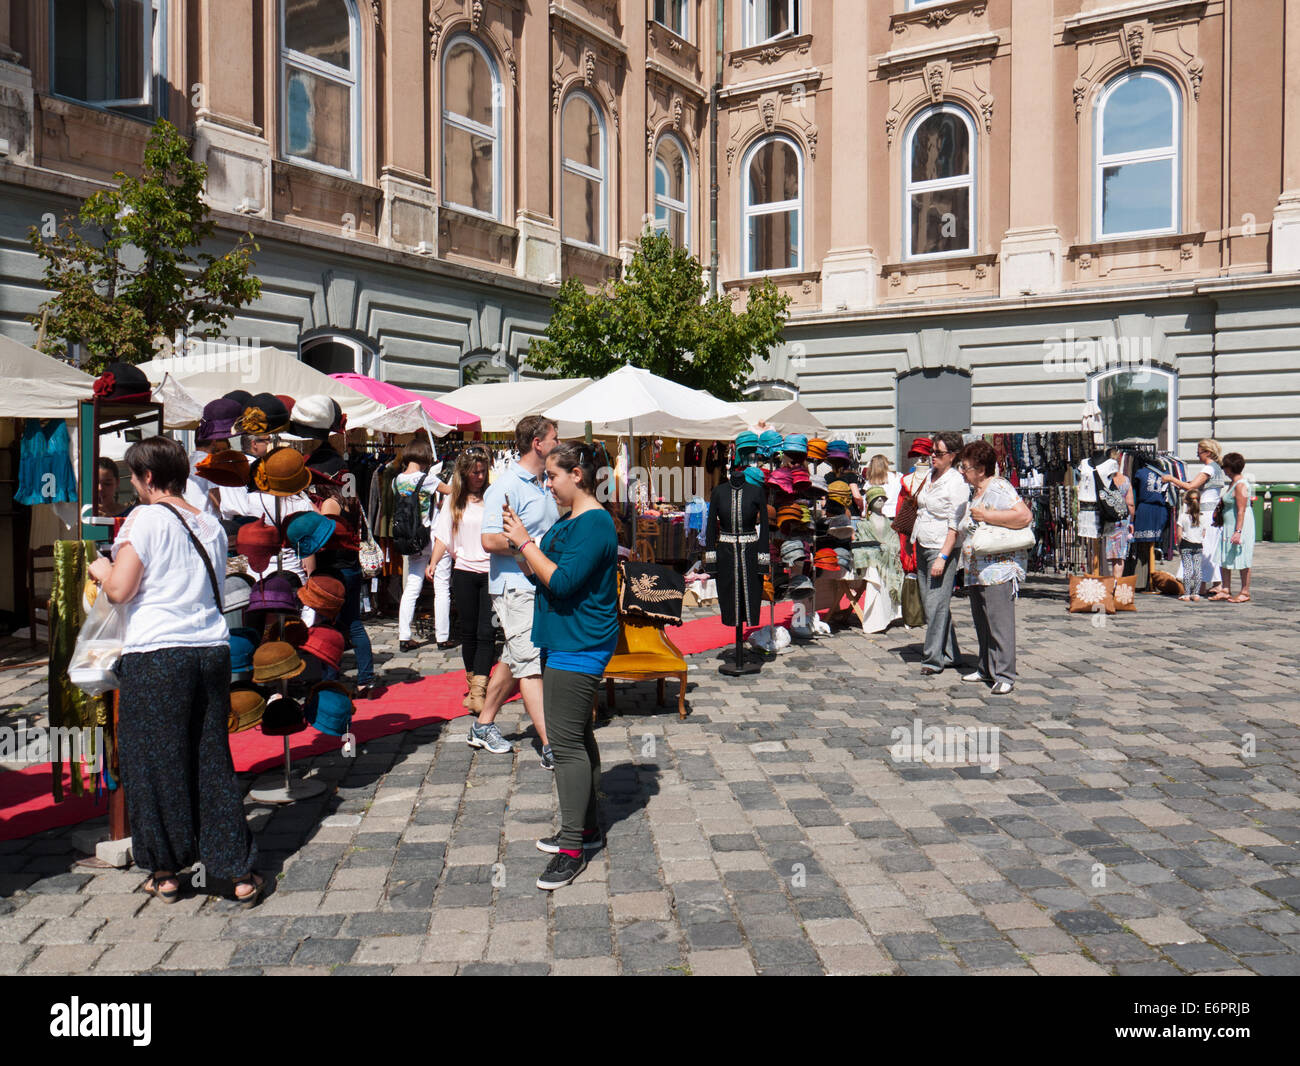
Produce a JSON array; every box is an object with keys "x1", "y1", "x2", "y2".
[
  {"x1": 429, "y1": 15, "x2": 443, "y2": 59},
  {"x1": 583, "y1": 49, "x2": 596, "y2": 87},
  {"x1": 726, "y1": 144, "x2": 737, "y2": 173},
  {"x1": 979, "y1": 93, "x2": 994, "y2": 133},
  {"x1": 806, "y1": 124, "x2": 818, "y2": 159},
  {"x1": 369, "y1": 0, "x2": 383, "y2": 27},
  {"x1": 1180, "y1": 242, "x2": 1195, "y2": 260},
  {"x1": 925, "y1": 61, "x2": 949, "y2": 103},
  {"x1": 647, "y1": 126, "x2": 656, "y2": 155},
  {"x1": 1188, "y1": 56, "x2": 1204, "y2": 99},
  {"x1": 1122, "y1": 21, "x2": 1149, "y2": 66},
  {"x1": 672, "y1": 99, "x2": 682, "y2": 129},
  {"x1": 974, "y1": 263, "x2": 988, "y2": 280},
  {"x1": 471, "y1": 0, "x2": 483, "y2": 32},
  {"x1": 761, "y1": 98, "x2": 776, "y2": 131},
  {"x1": 552, "y1": 78, "x2": 562, "y2": 112},
  {"x1": 1078, "y1": 253, "x2": 1093, "y2": 272},
  {"x1": 886, "y1": 110, "x2": 900, "y2": 147},
  {"x1": 1073, "y1": 78, "x2": 1089, "y2": 119}
]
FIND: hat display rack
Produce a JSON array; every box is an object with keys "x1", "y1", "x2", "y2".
[{"x1": 245, "y1": 414, "x2": 329, "y2": 805}]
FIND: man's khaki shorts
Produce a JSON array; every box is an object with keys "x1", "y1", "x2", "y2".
[{"x1": 493, "y1": 588, "x2": 541, "y2": 678}]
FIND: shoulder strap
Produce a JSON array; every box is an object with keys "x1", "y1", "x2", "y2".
[{"x1": 157, "y1": 503, "x2": 223, "y2": 611}]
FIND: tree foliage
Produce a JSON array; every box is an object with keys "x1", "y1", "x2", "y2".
[
  {"x1": 28, "y1": 119, "x2": 262, "y2": 372},
  {"x1": 527, "y1": 232, "x2": 790, "y2": 400}
]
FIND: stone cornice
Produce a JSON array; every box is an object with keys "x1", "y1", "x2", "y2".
[
  {"x1": 548, "y1": 1, "x2": 628, "y2": 56},
  {"x1": 719, "y1": 67, "x2": 822, "y2": 101},
  {"x1": 876, "y1": 32, "x2": 1001, "y2": 75},
  {"x1": 646, "y1": 58, "x2": 708, "y2": 100},
  {"x1": 889, "y1": 0, "x2": 988, "y2": 35},
  {"x1": 1062, "y1": 0, "x2": 1208, "y2": 36}
]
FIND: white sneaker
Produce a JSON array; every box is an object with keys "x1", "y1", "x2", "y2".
[
  {"x1": 962, "y1": 671, "x2": 992, "y2": 684},
  {"x1": 990, "y1": 681, "x2": 1014, "y2": 696},
  {"x1": 467, "y1": 722, "x2": 513, "y2": 754}
]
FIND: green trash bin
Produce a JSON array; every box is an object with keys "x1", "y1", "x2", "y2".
[
  {"x1": 1268, "y1": 484, "x2": 1300, "y2": 543},
  {"x1": 1249, "y1": 485, "x2": 1266, "y2": 540}
]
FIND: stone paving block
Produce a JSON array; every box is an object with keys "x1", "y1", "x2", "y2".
[
  {"x1": 687, "y1": 948, "x2": 757, "y2": 976},
  {"x1": 23, "y1": 945, "x2": 107, "y2": 973}
]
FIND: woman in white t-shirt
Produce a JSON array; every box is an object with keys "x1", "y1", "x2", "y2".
[
  {"x1": 1162, "y1": 438, "x2": 1227, "y2": 596},
  {"x1": 88, "y1": 437, "x2": 261, "y2": 909},
  {"x1": 865, "y1": 454, "x2": 903, "y2": 519},
  {"x1": 393, "y1": 438, "x2": 451, "y2": 651},
  {"x1": 427, "y1": 446, "x2": 493, "y2": 711}
]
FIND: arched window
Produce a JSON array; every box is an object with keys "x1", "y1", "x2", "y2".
[
  {"x1": 561, "y1": 92, "x2": 607, "y2": 251},
  {"x1": 1091, "y1": 365, "x2": 1177, "y2": 451},
  {"x1": 442, "y1": 36, "x2": 501, "y2": 220},
  {"x1": 904, "y1": 105, "x2": 975, "y2": 259},
  {"x1": 301, "y1": 334, "x2": 374, "y2": 376},
  {"x1": 653, "y1": 135, "x2": 690, "y2": 249},
  {"x1": 743, "y1": 135, "x2": 802, "y2": 275},
  {"x1": 280, "y1": 0, "x2": 360, "y2": 176},
  {"x1": 1095, "y1": 70, "x2": 1180, "y2": 239}
]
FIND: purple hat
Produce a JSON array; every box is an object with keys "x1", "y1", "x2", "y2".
[
  {"x1": 197, "y1": 397, "x2": 244, "y2": 443},
  {"x1": 247, "y1": 571, "x2": 302, "y2": 615}
]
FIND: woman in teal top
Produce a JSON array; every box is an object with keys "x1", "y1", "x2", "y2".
[
  {"x1": 1214, "y1": 452, "x2": 1255, "y2": 603},
  {"x1": 502, "y1": 441, "x2": 618, "y2": 890}
]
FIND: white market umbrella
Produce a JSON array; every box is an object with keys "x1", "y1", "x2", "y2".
[
  {"x1": 440, "y1": 377, "x2": 593, "y2": 434},
  {"x1": 543, "y1": 365, "x2": 747, "y2": 440},
  {"x1": 0, "y1": 334, "x2": 95, "y2": 419},
  {"x1": 731, "y1": 398, "x2": 828, "y2": 437}
]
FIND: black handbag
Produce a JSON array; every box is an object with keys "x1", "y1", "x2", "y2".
[{"x1": 618, "y1": 561, "x2": 685, "y2": 626}]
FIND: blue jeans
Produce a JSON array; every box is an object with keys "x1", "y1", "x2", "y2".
[{"x1": 323, "y1": 565, "x2": 375, "y2": 686}]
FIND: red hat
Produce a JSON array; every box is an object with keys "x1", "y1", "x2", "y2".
[
  {"x1": 814, "y1": 548, "x2": 840, "y2": 571},
  {"x1": 298, "y1": 574, "x2": 345, "y2": 618},
  {"x1": 236, "y1": 520, "x2": 282, "y2": 572},
  {"x1": 300, "y1": 625, "x2": 344, "y2": 670},
  {"x1": 908, "y1": 437, "x2": 934, "y2": 457}
]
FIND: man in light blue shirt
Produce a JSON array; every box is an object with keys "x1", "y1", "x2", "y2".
[{"x1": 472, "y1": 415, "x2": 560, "y2": 764}]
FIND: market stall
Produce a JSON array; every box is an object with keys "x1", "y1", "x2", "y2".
[
  {"x1": 330, "y1": 372, "x2": 480, "y2": 437},
  {"x1": 439, "y1": 377, "x2": 593, "y2": 435}
]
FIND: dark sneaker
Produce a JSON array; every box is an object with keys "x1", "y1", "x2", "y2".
[
  {"x1": 540, "y1": 744, "x2": 555, "y2": 771},
  {"x1": 536, "y1": 851, "x2": 587, "y2": 890},
  {"x1": 536, "y1": 833, "x2": 603, "y2": 854}
]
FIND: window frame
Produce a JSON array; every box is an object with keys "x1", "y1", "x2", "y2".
[
  {"x1": 902, "y1": 103, "x2": 977, "y2": 262},
  {"x1": 742, "y1": 133, "x2": 804, "y2": 278},
  {"x1": 560, "y1": 89, "x2": 609, "y2": 254},
  {"x1": 278, "y1": 0, "x2": 362, "y2": 179},
  {"x1": 47, "y1": 0, "x2": 166, "y2": 117},
  {"x1": 440, "y1": 34, "x2": 503, "y2": 222},
  {"x1": 743, "y1": 0, "x2": 800, "y2": 47},
  {"x1": 1089, "y1": 364, "x2": 1179, "y2": 453},
  {"x1": 653, "y1": 133, "x2": 691, "y2": 251},
  {"x1": 300, "y1": 332, "x2": 375, "y2": 377},
  {"x1": 1093, "y1": 68, "x2": 1181, "y2": 242},
  {"x1": 653, "y1": 0, "x2": 690, "y2": 41}
]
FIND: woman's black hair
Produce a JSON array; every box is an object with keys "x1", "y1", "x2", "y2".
[
  {"x1": 96, "y1": 457, "x2": 120, "y2": 481},
  {"x1": 548, "y1": 441, "x2": 600, "y2": 496},
  {"x1": 124, "y1": 436, "x2": 190, "y2": 496},
  {"x1": 1221, "y1": 452, "x2": 1246, "y2": 476}
]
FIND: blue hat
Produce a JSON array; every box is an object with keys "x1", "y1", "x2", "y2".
[
  {"x1": 827, "y1": 439, "x2": 853, "y2": 460},
  {"x1": 285, "y1": 511, "x2": 335, "y2": 559},
  {"x1": 735, "y1": 431, "x2": 759, "y2": 452},
  {"x1": 744, "y1": 465, "x2": 766, "y2": 486},
  {"x1": 783, "y1": 434, "x2": 808, "y2": 455},
  {"x1": 305, "y1": 681, "x2": 354, "y2": 737},
  {"x1": 757, "y1": 429, "x2": 784, "y2": 457},
  {"x1": 229, "y1": 627, "x2": 261, "y2": 675}
]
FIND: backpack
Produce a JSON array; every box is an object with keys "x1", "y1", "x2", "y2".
[
  {"x1": 392, "y1": 472, "x2": 430, "y2": 556},
  {"x1": 1095, "y1": 470, "x2": 1128, "y2": 523}
]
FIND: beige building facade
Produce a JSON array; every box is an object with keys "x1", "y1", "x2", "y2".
[{"x1": 1, "y1": 1, "x2": 1298, "y2": 476}]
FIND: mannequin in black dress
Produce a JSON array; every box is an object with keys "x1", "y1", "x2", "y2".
[{"x1": 705, "y1": 466, "x2": 770, "y2": 673}]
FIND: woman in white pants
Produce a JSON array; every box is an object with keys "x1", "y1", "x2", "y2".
[{"x1": 393, "y1": 438, "x2": 449, "y2": 651}]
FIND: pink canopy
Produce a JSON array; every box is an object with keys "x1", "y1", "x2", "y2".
[{"x1": 330, "y1": 372, "x2": 481, "y2": 431}]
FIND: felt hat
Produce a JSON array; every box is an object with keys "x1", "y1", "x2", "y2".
[
  {"x1": 807, "y1": 439, "x2": 829, "y2": 463},
  {"x1": 305, "y1": 444, "x2": 345, "y2": 480},
  {"x1": 91, "y1": 362, "x2": 152, "y2": 404},
  {"x1": 835, "y1": 547, "x2": 854, "y2": 571},
  {"x1": 276, "y1": 395, "x2": 296, "y2": 420},
  {"x1": 808, "y1": 474, "x2": 829, "y2": 497},
  {"x1": 766, "y1": 503, "x2": 778, "y2": 527},
  {"x1": 266, "y1": 617, "x2": 309, "y2": 648},
  {"x1": 782, "y1": 434, "x2": 808, "y2": 456},
  {"x1": 195, "y1": 449, "x2": 250, "y2": 488},
  {"x1": 236, "y1": 393, "x2": 291, "y2": 435},
  {"x1": 290, "y1": 394, "x2": 336, "y2": 439},
  {"x1": 197, "y1": 397, "x2": 244, "y2": 443},
  {"x1": 305, "y1": 681, "x2": 354, "y2": 738},
  {"x1": 827, "y1": 513, "x2": 853, "y2": 532},
  {"x1": 814, "y1": 548, "x2": 840, "y2": 571},
  {"x1": 300, "y1": 625, "x2": 344, "y2": 671},
  {"x1": 261, "y1": 693, "x2": 307, "y2": 737},
  {"x1": 907, "y1": 437, "x2": 933, "y2": 458},
  {"x1": 766, "y1": 468, "x2": 796, "y2": 494},
  {"x1": 223, "y1": 389, "x2": 253, "y2": 408},
  {"x1": 777, "y1": 504, "x2": 805, "y2": 529},
  {"x1": 744, "y1": 465, "x2": 766, "y2": 487},
  {"x1": 224, "y1": 573, "x2": 255, "y2": 614},
  {"x1": 780, "y1": 540, "x2": 808, "y2": 563},
  {"x1": 827, "y1": 480, "x2": 853, "y2": 505},
  {"x1": 788, "y1": 574, "x2": 814, "y2": 593},
  {"x1": 757, "y1": 429, "x2": 784, "y2": 458},
  {"x1": 299, "y1": 573, "x2": 345, "y2": 618},
  {"x1": 248, "y1": 572, "x2": 302, "y2": 615},
  {"x1": 734, "y1": 430, "x2": 760, "y2": 453},
  {"x1": 252, "y1": 640, "x2": 306, "y2": 682},
  {"x1": 254, "y1": 446, "x2": 312, "y2": 496},
  {"x1": 800, "y1": 504, "x2": 814, "y2": 525},
  {"x1": 827, "y1": 440, "x2": 853, "y2": 461},
  {"x1": 228, "y1": 627, "x2": 261, "y2": 674},
  {"x1": 236, "y1": 520, "x2": 281, "y2": 572},
  {"x1": 864, "y1": 485, "x2": 887, "y2": 508},
  {"x1": 284, "y1": 511, "x2": 335, "y2": 559},
  {"x1": 228, "y1": 682, "x2": 266, "y2": 734}
]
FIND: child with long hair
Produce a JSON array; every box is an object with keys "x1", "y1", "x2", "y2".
[{"x1": 1177, "y1": 488, "x2": 1204, "y2": 602}]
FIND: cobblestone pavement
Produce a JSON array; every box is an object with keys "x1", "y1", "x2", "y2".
[{"x1": 2, "y1": 546, "x2": 1299, "y2": 976}]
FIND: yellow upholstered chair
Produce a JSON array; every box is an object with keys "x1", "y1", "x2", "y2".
[{"x1": 601, "y1": 619, "x2": 688, "y2": 720}]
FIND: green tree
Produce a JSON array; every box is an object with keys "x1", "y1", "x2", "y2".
[
  {"x1": 28, "y1": 118, "x2": 262, "y2": 373},
  {"x1": 527, "y1": 231, "x2": 790, "y2": 400}
]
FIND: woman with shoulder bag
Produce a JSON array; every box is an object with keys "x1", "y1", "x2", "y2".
[
  {"x1": 909, "y1": 433, "x2": 969, "y2": 675},
  {"x1": 394, "y1": 438, "x2": 451, "y2": 653},
  {"x1": 87, "y1": 437, "x2": 262, "y2": 907},
  {"x1": 957, "y1": 440, "x2": 1034, "y2": 695}
]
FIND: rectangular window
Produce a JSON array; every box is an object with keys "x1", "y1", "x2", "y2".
[
  {"x1": 562, "y1": 170, "x2": 602, "y2": 248},
  {"x1": 654, "y1": 0, "x2": 689, "y2": 39},
  {"x1": 1100, "y1": 159, "x2": 1175, "y2": 237},
  {"x1": 50, "y1": 0, "x2": 163, "y2": 115},
  {"x1": 285, "y1": 67, "x2": 353, "y2": 174},
  {"x1": 748, "y1": 211, "x2": 799, "y2": 273},
  {"x1": 746, "y1": 0, "x2": 799, "y2": 45},
  {"x1": 909, "y1": 188, "x2": 971, "y2": 257}
]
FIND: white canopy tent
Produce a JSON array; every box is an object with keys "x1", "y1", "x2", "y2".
[
  {"x1": 138, "y1": 346, "x2": 427, "y2": 433},
  {"x1": 543, "y1": 365, "x2": 749, "y2": 440},
  {"x1": 730, "y1": 398, "x2": 828, "y2": 437},
  {"x1": 439, "y1": 377, "x2": 593, "y2": 435},
  {"x1": 0, "y1": 334, "x2": 96, "y2": 419}
]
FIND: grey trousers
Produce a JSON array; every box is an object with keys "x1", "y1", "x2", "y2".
[
  {"x1": 917, "y1": 545, "x2": 961, "y2": 669},
  {"x1": 542, "y1": 667, "x2": 603, "y2": 850},
  {"x1": 968, "y1": 581, "x2": 1018, "y2": 685}
]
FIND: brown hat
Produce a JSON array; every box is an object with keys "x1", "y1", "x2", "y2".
[
  {"x1": 827, "y1": 480, "x2": 853, "y2": 505},
  {"x1": 298, "y1": 574, "x2": 345, "y2": 617},
  {"x1": 195, "y1": 449, "x2": 251, "y2": 488},
  {"x1": 228, "y1": 682, "x2": 266, "y2": 734},
  {"x1": 254, "y1": 446, "x2": 311, "y2": 496},
  {"x1": 252, "y1": 640, "x2": 306, "y2": 683}
]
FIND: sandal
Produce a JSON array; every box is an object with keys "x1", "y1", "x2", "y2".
[
  {"x1": 233, "y1": 872, "x2": 265, "y2": 910},
  {"x1": 1229, "y1": 593, "x2": 1252, "y2": 603},
  {"x1": 1209, "y1": 592, "x2": 1233, "y2": 601},
  {"x1": 1178, "y1": 595, "x2": 1191, "y2": 602},
  {"x1": 141, "y1": 873, "x2": 180, "y2": 904}
]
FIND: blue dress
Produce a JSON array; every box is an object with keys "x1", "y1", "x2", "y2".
[
  {"x1": 16, "y1": 419, "x2": 78, "y2": 505},
  {"x1": 1130, "y1": 466, "x2": 1168, "y2": 543},
  {"x1": 1216, "y1": 482, "x2": 1255, "y2": 570}
]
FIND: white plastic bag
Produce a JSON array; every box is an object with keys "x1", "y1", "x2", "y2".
[{"x1": 68, "y1": 590, "x2": 126, "y2": 695}]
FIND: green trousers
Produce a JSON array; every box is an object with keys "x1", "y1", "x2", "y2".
[{"x1": 542, "y1": 667, "x2": 602, "y2": 850}]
